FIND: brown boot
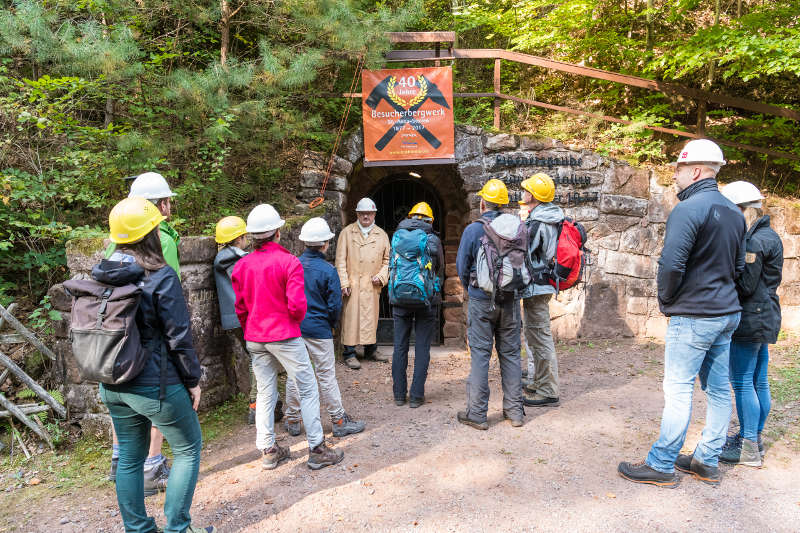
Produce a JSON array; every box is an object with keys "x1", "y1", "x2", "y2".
[
  {"x1": 262, "y1": 443, "x2": 290, "y2": 470},
  {"x1": 307, "y1": 442, "x2": 344, "y2": 470}
]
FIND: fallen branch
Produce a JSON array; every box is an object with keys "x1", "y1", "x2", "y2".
[
  {"x1": 0, "y1": 350, "x2": 66, "y2": 418},
  {"x1": 0, "y1": 392, "x2": 52, "y2": 449},
  {"x1": 0, "y1": 303, "x2": 57, "y2": 361},
  {"x1": 0, "y1": 404, "x2": 50, "y2": 418}
]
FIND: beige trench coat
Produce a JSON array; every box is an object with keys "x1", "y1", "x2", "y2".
[{"x1": 335, "y1": 222, "x2": 390, "y2": 346}]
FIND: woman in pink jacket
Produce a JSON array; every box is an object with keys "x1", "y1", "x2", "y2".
[{"x1": 231, "y1": 204, "x2": 344, "y2": 470}]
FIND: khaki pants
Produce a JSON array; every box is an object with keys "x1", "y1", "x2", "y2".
[
  {"x1": 286, "y1": 338, "x2": 345, "y2": 422},
  {"x1": 522, "y1": 294, "x2": 559, "y2": 398}
]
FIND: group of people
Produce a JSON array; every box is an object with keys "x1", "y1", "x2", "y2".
[{"x1": 92, "y1": 136, "x2": 783, "y2": 532}]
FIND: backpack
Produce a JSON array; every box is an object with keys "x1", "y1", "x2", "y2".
[
  {"x1": 389, "y1": 228, "x2": 440, "y2": 307},
  {"x1": 475, "y1": 214, "x2": 532, "y2": 299},
  {"x1": 63, "y1": 277, "x2": 149, "y2": 385},
  {"x1": 549, "y1": 217, "x2": 588, "y2": 291}
]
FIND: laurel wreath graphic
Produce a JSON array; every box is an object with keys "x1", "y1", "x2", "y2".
[{"x1": 387, "y1": 75, "x2": 428, "y2": 108}]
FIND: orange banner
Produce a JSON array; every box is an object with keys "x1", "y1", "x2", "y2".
[{"x1": 362, "y1": 67, "x2": 455, "y2": 164}]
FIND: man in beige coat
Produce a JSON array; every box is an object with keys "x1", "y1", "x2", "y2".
[{"x1": 336, "y1": 197, "x2": 391, "y2": 369}]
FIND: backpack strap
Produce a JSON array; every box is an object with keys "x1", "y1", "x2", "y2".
[{"x1": 96, "y1": 288, "x2": 113, "y2": 329}]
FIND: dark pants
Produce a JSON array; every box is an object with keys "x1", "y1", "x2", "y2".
[
  {"x1": 100, "y1": 383, "x2": 202, "y2": 533},
  {"x1": 465, "y1": 296, "x2": 523, "y2": 422},
  {"x1": 392, "y1": 305, "x2": 437, "y2": 401},
  {"x1": 343, "y1": 343, "x2": 377, "y2": 359}
]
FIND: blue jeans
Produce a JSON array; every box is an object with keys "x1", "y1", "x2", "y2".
[
  {"x1": 645, "y1": 313, "x2": 740, "y2": 473},
  {"x1": 100, "y1": 383, "x2": 202, "y2": 533},
  {"x1": 391, "y1": 305, "x2": 437, "y2": 401},
  {"x1": 729, "y1": 341, "x2": 771, "y2": 441}
]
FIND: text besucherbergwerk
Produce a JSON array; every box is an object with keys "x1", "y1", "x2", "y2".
[{"x1": 370, "y1": 109, "x2": 446, "y2": 118}]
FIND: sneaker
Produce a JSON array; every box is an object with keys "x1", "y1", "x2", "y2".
[
  {"x1": 675, "y1": 454, "x2": 720, "y2": 485},
  {"x1": 108, "y1": 457, "x2": 118, "y2": 482},
  {"x1": 143, "y1": 459, "x2": 170, "y2": 497},
  {"x1": 617, "y1": 461, "x2": 678, "y2": 487},
  {"x1": 720, "y1": 438, "x2": 762, "y2": 467},
  {"x1": 503, "y1": 410, "x2": 523, "y2": 427},
  {"x1": 344, "y1": 356, "x2": 361, "y2": 370},
  {"x1": 286, "y1": 419, "x2": 302, "y2": 437},
  {"x1": 363, "y1": 345, "x2": 389, "y2": 362},
  {"x1": 186, "y1": 526, "x2": 217, "y2": 533},
  {"x1": 307, "y1": 442, "x2": 344, "y2": 470},
  {"x1": 332, "y1": 413, "x2": 366, "y2": 437},
  {"x1": 409, "y1": 397, "x2": 424, "y2": 409},
  {"x1": 274, "y1": 399, "x2": 284, "y2": 423},
  {"x1": 394, "y1": 397, "x2": 406, "y2": 406},
  {"x1": 248, "y1": 404, "x2": 256, "y2": 425},
  {"x1": 262, "y1": 444, "x2": 290, "y2": 470},
  {"x1": 457, "y1": 411, "x2": 488, "y2": 430},
  {"x1": 523, "y1": 391, "x2": 559, "y2": 407},
  {"x1": 521, "y1": 368, "x2": 528, "y2": 378}
]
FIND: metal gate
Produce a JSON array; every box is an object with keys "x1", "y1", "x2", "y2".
[{"x1": 372, "y1": 174, "x2": 443, "y2": 345}]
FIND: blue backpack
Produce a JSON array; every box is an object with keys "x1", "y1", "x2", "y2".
[{"x1": 389, "y1": 228, "x2": 440, "y2": 307}]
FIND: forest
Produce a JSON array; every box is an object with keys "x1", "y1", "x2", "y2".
[{"x1": 1, "y1": 0, "x2": 799, "y2": 311}]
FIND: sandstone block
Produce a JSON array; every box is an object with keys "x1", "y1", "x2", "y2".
[
  {"x1": 340, "y1": 130, "x2": 363, "y2": 163},
  {"x1": 443, "y1": 336, "x2": 466, "y2": 348},
  {"x1": 443, "y1": 321, "x2": 466, "y2": 339},
  {"x1": 444, "y1": 292, "x2": 464, "y2": 304},
  {"x1": 53, "y1": 312, "x2": 70, "y2": 338},
  {"x1": 626, "y1": 296, "x2": 649, "y2": 316},
  {"x1": 458, "y1": 160, "x2": 485, "y2": 192},
  {"x1": 456, "y1": 124, "x2": 484, "y2": 136},
  {"x1": 619, "y1": 224, "x2": 664, "y2": 256},
  {"x1": 519, "y1": 137, "x2": 555, "y2": 151},
  {"x1": 445, "y1": 263, "x2": 458, "y2": 277},
  {"x1": 563, "y1": 206, "x2": 599, "y2": 221},
  {"x1": 645, "y1": 315, "x2": 668, "y2": 339},
  {"x1": 588, "y1": 224, "x2": 620, "y2": 251},
  {"x1": 783, "y1": 258, "x2": 800, "y2": 283},
  {"x1": 600, "y1": 194, "x2": 648, "y2": 217},
  {"x1": 785, "y1": 204, "x2": 800, "y2": 234},
  {"x1": 66, "y1": 384, "x2": 103, "y2": 414},
  {"x1": 443, "y1": 306, "x2": 465, "y2": 322},
  {"x1": 299, "y1": 170, "x2": 348, "y2": 193},
  {"x1": 579, "y1": 153, "x2": 602, "y2": 170},
  {"x1": 455, "y1": 131, "x2": 483, "y2": 161},
  {"x1": 444, "y1": 278, "x2": 464, "y2": 297},
  {"x1": 777, "y1": 283, "x2": 800, "y2": 306},
  {"x1": 484, "y1": 133, "x2": 518, "y2": 152},
  {"x1": 302, "y1": 150, "x2": 352, "y2": 176},
  {"x1": 180, "y1": 263, "x2": 214, "y2": 290},
  {"x1": 603, "y1": 165, "x2": 650, "y2": 198},
  {"x1": 603, "y1": 250, "x2": 656, "y2": 278},
  {"x1": 47, "y1": 283, "x2": 72, "y2": 312},
  {"x1": 782, "y1": 234, "x2": 800, "y2": 258},
  {"x1": 604, "y1": 215, "x2": 640, "y2": 232},
  {"x1": 179, "y1": 236, "x2": 217, "y2": 264},
  {"x1": 625, "y1": 277, "x2": 658, "y2": 298}
]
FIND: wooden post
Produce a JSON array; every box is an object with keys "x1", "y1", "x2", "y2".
[{"x1": 494, "y1": 58, "x2": 501, "y2": 129}]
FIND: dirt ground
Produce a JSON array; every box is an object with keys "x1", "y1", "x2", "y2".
[{"x1": 6, "y1": 338, "x2": 800, "y2": 532}]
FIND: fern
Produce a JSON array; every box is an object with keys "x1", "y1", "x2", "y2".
[
  {"x1": 17, "y1": 388, "x2": 37, "y2": 399},
  {"x1": 48, "y1": 389, "x2": 64, "y2": 405}
]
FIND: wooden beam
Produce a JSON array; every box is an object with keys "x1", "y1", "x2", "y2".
[
  {"x1": 383, "y1": 49, "x2": 800, "y2": 121},
  {"x1": 494, "y1": 59, "x2": 501, "y2": 129},
  {"x1": 386, "y1": 32, "x2": 456, "y2": 43}
]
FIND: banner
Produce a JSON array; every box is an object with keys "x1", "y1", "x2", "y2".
[{"x1": 362, "y1": 67, "x2": 455, "y2": 164}]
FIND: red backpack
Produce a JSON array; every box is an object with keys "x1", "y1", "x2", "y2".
[{"x1": 550, "y1": 217, "x2": 588, "y2": 291}]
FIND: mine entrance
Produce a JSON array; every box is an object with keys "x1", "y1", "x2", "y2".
[{"x1": 371, "y1": 173, "x2": 444, "y2": 345}]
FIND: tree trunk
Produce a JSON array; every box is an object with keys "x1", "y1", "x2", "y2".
[
  {"x1": 220, "y1": 0, "x2": 230, "y2": 67},
  {"x1": 645, "y1": 0, "x2": 654, "y2": 49}
]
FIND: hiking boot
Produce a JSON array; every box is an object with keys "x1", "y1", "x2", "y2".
[
  {"x1": 344, "y1": 356, "x2": 361, "y2": 370},
  {"x1": 394, "y1": 397, "x2": 406, "y2": 406},
  {"x1": 186, "y1": 526, "x2": 217, "y2": 533},
  {"x1": 262, "y1": 444, "x2": 290, "y2": 470},
  {"x1": 617, "y1": 461, "x2": 678, "y2": 487},
  {"x1": 457, "y1": 411, "x2": 488, "y2": 430},
  {"x1": 720, "y1": 438, "x2": 762, "y2": 467},
  {"x1": 409, "y1": 397, "x2": 424, "y2": 409},
  {"x1": 758, "y1": 434, "x2": 766, "y2": 457},
  {"x1": 248, "y1": 404, "x2": 256, "y2": 425},
  {"x1": 108, "y1": 457, "x2": 118, "y2": 482},
  {"x1": 723, "y1": 433, "x2": 742, "y2": 450},
  {"x1": 675, "y1": 454, "x2": 720, "y2": 485},
  {"x1": 332, "y1": 413, "x2": 366, "y2": 437},
  {"x1": 307, "y1": 442, "x2": 344, "y2": 470},
  {"x1": 143, "y1": 459, "x2": 170, "y2": 497},
  {"x1": 286, "y1": 419, "x2": 302, "y2": 437},
  {"x1": 523, "y1": 391, "x2": 559, "y2": 407},
  {"x1": 274, "y1": 399, "x2": 284, "y2": 423},
  {"x1": 503, "y1": 410, "x2": 523, "y2": 427},
  {"x1": 363, "y1": 345, "x2": 389, "y2": 362}
]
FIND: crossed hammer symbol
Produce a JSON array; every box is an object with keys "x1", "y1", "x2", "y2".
[{"x1": 365, "y1": 75, "x2": 451, "y2": 152}]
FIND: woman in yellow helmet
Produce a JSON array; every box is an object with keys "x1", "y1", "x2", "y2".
[{"x1": 99, "y1": 197, "x2": 213, "y2": 533}]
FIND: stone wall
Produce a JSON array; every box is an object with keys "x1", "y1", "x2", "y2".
[
  {"x1": 300, "y1": 124, "x2": 800, "y2": 343},
  {"x1": 49, "y1": 237, "x2": 251, "y2": 433}
]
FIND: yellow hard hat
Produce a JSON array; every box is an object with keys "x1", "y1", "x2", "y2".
[
  {"x1": 408, "y1": 202, "x2": 434, "y2": 220},
  {"x1": 215, "y1": 216, "x2": 247, "y2": 244},
  {"x1": 108, "y1": 197, "x2": 165, "y2": 244},
  {"x1": 521, "y1": 173, "x2": 555, "y2": 203},
  {"x1": 477, "y1": 178, "x2": 509, "y2": 205}
]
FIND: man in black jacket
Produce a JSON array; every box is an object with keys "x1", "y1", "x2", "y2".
[{"x1": 618, "y1": 139, "x2": 746, "y2": 487}]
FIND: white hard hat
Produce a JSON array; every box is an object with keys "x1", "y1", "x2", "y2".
[
  {"x1": 299, "y1": 217, "x2": 335, "y2": 244},
  {"x1": 671, "y1": 139, "x2": 726, "y2": 166},
  {"x1": 128, "y1": 172, "x2": 176, "y2": 200},
  {"x1": 246, "y1": 204, "x2": 285, "y2": 233},
  {"x1": 355, "y1": 197, "x2": 377, "y2": 212},
  {"x1": 721, "y1": 181, "x2": 765, "y2": 208}
]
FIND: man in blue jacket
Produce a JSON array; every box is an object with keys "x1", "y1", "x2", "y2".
[
  {"x1": 455, "y1": 179, "x2": 524, "y2": 430},
  {"x1": 285, "y1": 218, "x2": 365, "y2": 438},
  {"x1": 618, "y1": 139, "x2": 746, "y2": 487}
]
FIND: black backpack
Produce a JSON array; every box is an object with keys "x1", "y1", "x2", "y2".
[{"x1": 63, "y1": 277, "x2": 149, "y2": 385}]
